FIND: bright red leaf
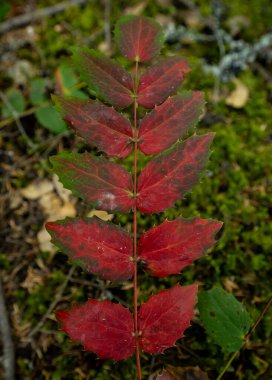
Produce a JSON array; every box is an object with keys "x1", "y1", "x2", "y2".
[
  {"x1": 137, "y1": 133, "x2": 214, "y2": 213},
  {"x1": 53, "y1": 96, "x2": 133, "y2": 158},
  {"x1": 138, "y1": 57, "x2": 190, "y2": 109},
  {"x1": 73, "y1": 48, "x2": 133, "y2": 108},
  {"x1": 138, "y1": 217, "x2": 223, "y2": 277},
  {"x1": 115, "y1": 15, "x2": 164, "y2": 62},
  {"x1": 50, "y1": 152, "x2": 134, "y2": 212},
  {"x1": 56, "y1": 299, "x2": 135, "y2": 360},
  {"x1": 46, "y1": 217, "x2": 133, "y2": 281},
  {"x1": 138, "y1": 284, "x2": 197, "y2": 353},
  {"x1": 138, "y1": 92, "x2": 205, "y2": 155}
]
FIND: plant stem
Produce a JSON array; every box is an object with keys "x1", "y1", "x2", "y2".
[{"x1": 133, "y1": 59, "x2": 141, "y2": 380}]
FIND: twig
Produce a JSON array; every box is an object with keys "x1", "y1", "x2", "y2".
[
  {"x1": 27, "y1": 266, "x2": 75, "y2": 339},
  {"x1": 104, "y1": 0, "x2": 111, "y2": 51},
  {"x1": 0, "y1": 102, "x2": 49, "y2": 129},
  {"x1": 0, "y1": 91, "x2": 36, "y2": 149},
  {"x1": 0, "y1": 0, "x2": 89, "y2": 34},
  {"x1": 216, "y1": 295, "x2": 272, "y2": 380},
  {"x1": 0, "y1": 274, "x2": 15, "y2": 380}
]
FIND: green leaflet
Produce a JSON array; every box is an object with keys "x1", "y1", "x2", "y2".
[{"x1": 198, "y1": 287, "x2": 252, "y2": 352}]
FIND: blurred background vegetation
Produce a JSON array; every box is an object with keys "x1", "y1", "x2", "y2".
[{"x1": 0, "y1": 0, "x2": 271, "y2": 379}]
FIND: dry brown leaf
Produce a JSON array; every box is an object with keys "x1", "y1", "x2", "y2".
[
  {"x1": 166, "y1": 366, "x2": 210, "y2": 380},
  {"x1": 21, "y1": 179, "x2": 54, "y2": 200},
  {"x1": 21, "y1": 267, "x2": 46, "y2": 292},
  {"x1": 156, "y1": 369, "x2": 178, "y2": 380},
  {"x1": 184, "y1": 10, "x2": 203, "y2": 29},
  {"x1": 155, "y1": 15, "x2": 173, "y2": 27},
  {"x1": 12, "y1": 304, "x2": 31, "y2": 337},
  {"x1": 225, "y1": 78, "x2": 249, "y2": 108},
  {"x1": 87, "y1": 209, "x2": 114, "y2": 221}
]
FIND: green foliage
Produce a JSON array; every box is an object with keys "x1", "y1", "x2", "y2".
[
  {"x1": 0, "y1": 1, "x2": 10, "y2": 21},
  {"x1": 35, "y1": 105, "x2": 68, "y2": 134},
  {"x1": 1, "y1": 88, "x2": 26, "y2": 117},
  {"x1": 198, "y1": 287, "x2": 252, "y2": 352},
  {"x1": 30, "y1": 78, "x2": 47, "y2": 105}
]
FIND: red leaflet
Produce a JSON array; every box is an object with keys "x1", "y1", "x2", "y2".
[
  {"x1": 56, "y1": 300, "x2": 135, "y2": 360},
  {"x1": 137, "y1": 133, "x2": 214, "y2": 213},
  {"x1": 53, "y1": 96, "x2": 133, "y2": 158},
  {"x1": 138, "y1": 57, "x2": 190, "y2": 109},
  {"x1": 115, "y1": 15, "x2": 164, "y2": 62},
  {"x1": 138, "y1": 284, "x2": 197, "y2": 353},
  {"x1": 73, "y1": 48, "x2": 133, "y2": 108},
  {"x1": 138, "y1": 92, "x2": 205, "y2": 155},
  {"x1": 50, "y1": 152, "x2": 134, "y2": 212},
  {"x1": 46, "y1": 218, "x2": 133, "y2": 281},
  {"x1": 138, "y1": 217, "x2": 223, "y2": 277}
]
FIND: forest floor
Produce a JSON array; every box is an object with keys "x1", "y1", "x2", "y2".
[{"x1": 0, "y1": 0, "x2": 272, "y2": 379}]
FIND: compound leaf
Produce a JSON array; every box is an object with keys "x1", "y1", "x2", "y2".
[
  {"x1": 138, "y1": 284, "x2": 197, "y2": 353},
  {"x1": 115, "y1": 15, "x2": 164, "y2": 62},
  {"x1": 46, "y1": 217, "x2": 133, "y2": 281},
  {"x1": 53, "y1": 96, "x2": 133, "y2": 158},
  {"x1": 137, "y1": 133, "x2": 214, "y2": 213},
  {"x1": 198, "y1": 287, "x2": 252, "y2": 352},
  {"x1": 138, "y1": 92, "x2": 205, "y2": 155},
  {"x1": 50, "y1": 152, "x2": 134, "y2": 212},
  {"x1": 73, "y1": 48, "x2": 133, "y2": 108},
  {"x1": 138, "y1": 217, "x2": 223, "y2": 277},
  {"x1": 56, "y1": 299, "x2": 135, "y2": 360},
  {"x1": 138, "y1": 57, "x2": 190, "y2": 109}
]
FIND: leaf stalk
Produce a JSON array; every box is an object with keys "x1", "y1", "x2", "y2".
[{"x1": 133, "y1": 59, "x2": 142, "y2": 380}]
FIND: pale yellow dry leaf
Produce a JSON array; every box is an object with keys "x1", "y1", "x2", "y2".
[
  {"x1": 37, "y1": 193, "x2": 76, "y2": 252},
  {"x1": 225, "y1": 78, "x2": 249, "y2": 108},
  {"x1": 52, "y1": 173, "x2": 72, "y2": 202},
  {"x1": 37, "y1": 227, "x2": 56, "y2": 253},
  {"x1": 10, "y1": 192, "x2": 23, "y2": 209},
  {"x1": 88, "y1": 209, "x2": 114, "y2": 221},
  {"x1": 125, "y1": 1, "x2": 147, "y2": 15},
  {"x1": 48, "y1": 201, "x2": 76, "y2": 221},
  {"x1": 39, "y1": 192, "x2": 61, "y2": 215},
  {"x1": 223, "y1": 277, "x2": 239, "y2": 292},
  {"x1": 21, "y1": 179, "x2": 54, "y2": 200}
]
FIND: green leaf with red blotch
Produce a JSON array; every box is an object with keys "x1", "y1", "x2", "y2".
[
  {"x1": 72, "y1": 48, "x2": 133, "y2": 108},
  {"x1": 53, "y1": 96, "x2": 133, "y2": 158},
  {"x1": 138, "y1": 284, "x2": 197, "y2": 353},
  {"x1": 137, "y1": 133, "x2": 214, "y2": 213},
  {"x1": 138, "y1": 57, "x2": 190, "y2": 109},
  {"x1": 138, "y1": 217, "x2": 223, "y2": 277},
  {"x1": 115, "y1": 15, "x2": 164, "y2": 62},
  {"x1": 56, "y1": 300, "x2": 135, "y2": 360},
  {"x1": 138, "y1": 92, "x2": 205, "y2": 155},
  {"x1": 46, "y1": 217, "x2": 133, "y2": 281},
  {"x1": 50, "y1": 152, "x2": 134, "y2": 212}
]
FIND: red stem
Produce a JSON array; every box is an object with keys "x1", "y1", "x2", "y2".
[{"x1": 133, "y1": 59, "x2": 141, "y2": 380}]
